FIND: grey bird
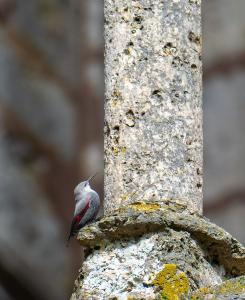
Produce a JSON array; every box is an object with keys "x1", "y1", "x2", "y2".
[{"x1": 67, "y1": 173, "x2": 100, "y2": 246}]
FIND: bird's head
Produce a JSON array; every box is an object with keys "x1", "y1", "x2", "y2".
[{"x1": 74, "y1": 173, "x2": 98, "y2": 199}]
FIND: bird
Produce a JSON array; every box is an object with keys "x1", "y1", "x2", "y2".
[{"x1": 66, "y1": 173, "x2": 100, "y2": 246}]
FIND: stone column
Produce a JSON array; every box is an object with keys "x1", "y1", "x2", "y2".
[
  {"x1": 104, "y1": 0, "x2": 203, "y2": 214},
  {"x1": 71, "y1": 1, "x2": 245, "y2": 299}
]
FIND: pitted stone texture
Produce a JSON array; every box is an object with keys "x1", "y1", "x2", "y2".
[
  {"x1": 77, "y1": 201, "x2": 245, "y2": 277},
  {"x1": 104, "y1": 0, "x2": 203, "y2": 214},
  {"x1": 191, "y1": 276, "x2": 245, "y2": 300},
  {"x1": 71, "y1": 230, "x2": 222, "y2": 300}
]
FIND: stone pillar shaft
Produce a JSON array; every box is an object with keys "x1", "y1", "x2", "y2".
[
  {"x1": 104, "y1": 0, "x2": 203, "y2": 214},
  {"x1": 70, "y1": 3, "x2": 245, "y2": 300}
]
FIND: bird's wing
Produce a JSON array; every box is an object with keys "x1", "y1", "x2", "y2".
[
  {"x1": 88, "y1": 191, "x2": 100, "y2": 221},
  {"x1": 76, "y1": 191, "x2": 100, "y2": 230},
  {"x1": 66, "y1": 200, "x2": 90, "y2": 245}
]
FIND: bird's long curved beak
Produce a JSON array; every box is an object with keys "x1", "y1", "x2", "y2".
[{"x1": 87, "y1": 172, "x2": 98, "y2": 183}]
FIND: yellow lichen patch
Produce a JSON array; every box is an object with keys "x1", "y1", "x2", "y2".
[
  {"x1": 112, "y1": 89, "x2": 122, "y2": 107},
  {"x1": 120, "y1": 192, "x2": 137, "y2": 203},
  {"x1": 218, "y1": 278, "x2": 245, "y2": 295},
  {"x1": 152, "y1": 264, "x2": 189, "y2": 300},
  {"x1": 191, "y1": 287, "x2": 210, "y2": 299},
  {"x1": 121, "y1": 146, "x2": 126, "y2": 154},
  {"x1": 112, "y1": 89, "x2": 122, "y2": 98},
  {"x1": 191, "y1": 277, "x2": 245, "y2": 299},
  {"x1": 112, "y1": 147, "x2": 119, "y2": 155},
  {"x1": 130, "y1": 202, "x2": 161, "y2": 212},
  {"x1": 112, "y1": 99, "x2": 120, "y2": 107},
  {"x1": 112, "y1": 146, "x2": 127, "y2": 155},
  {"x1": 120, "y1": 194, "x2": 131, "y2": 203}
]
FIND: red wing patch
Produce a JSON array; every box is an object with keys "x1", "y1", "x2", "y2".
[{"x1": 67, "y1": 200, "x2": 90, "y2": 244}]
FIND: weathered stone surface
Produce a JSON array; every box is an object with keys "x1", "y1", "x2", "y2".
[
  {"x1": 191, "y1": 276, "x2": 245, "y2": 300},
  {"x1": 72, "y1": 202, "x2": 244, "y2": 298},
  {"x1": 71, "y1": 0, "x2": 245, "y2": 299},
  {"x1": 104, "y1": 0, "x2": 203, "y2": 214},
  {"x1": 72, "y1": 230, "x2": 223, "y2": 299},
  {"x1": 77, "y1": 201, "x2": 245, "y2": 277}
]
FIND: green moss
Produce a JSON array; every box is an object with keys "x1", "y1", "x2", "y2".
[{"x1": 152, "y1": 264, "x2": 189, "y2": 300}]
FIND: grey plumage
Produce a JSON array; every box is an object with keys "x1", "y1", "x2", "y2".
[
  {"x1": 67, "y1": 174, "x2": 100, "y2": 245},
  {"x1": 75, "y1": 187, "x2": 100, "y2": 229}
]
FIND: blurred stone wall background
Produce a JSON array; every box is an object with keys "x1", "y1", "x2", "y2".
[
  {"x1": 203, "y1": 0, "x2": 245, "y2": 244},
  {"x1": 0, "y1": 0, "x2": 103, "y2": 299},
  {"x1": 0, "y1": 0, "x2": 244, "y2": 299}
]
